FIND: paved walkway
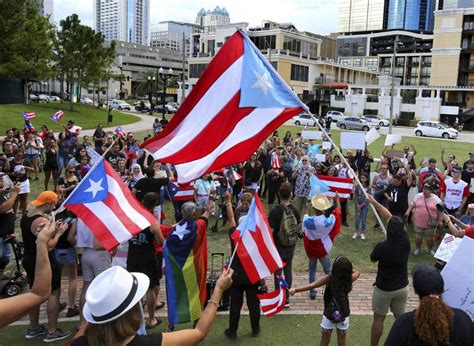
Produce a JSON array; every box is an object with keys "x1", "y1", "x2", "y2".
[
  {"x1": 10, "y1": 271, "x2": 418, "y2": 326},
  {"x1": 78, "y1": 111, "x2": 156, "y2": 137}
]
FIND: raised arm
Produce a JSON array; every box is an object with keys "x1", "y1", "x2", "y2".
[
  {"x1": 443, "y1": 214, "x2": 466, "y2": 238},
  {"x1": 224, "y1": 192, "x2": 236, "y2": 229},
  {"x1": 0, "y1": 184, "x2": 20, "y2": 213},
  {"x1": 368, "y1": 194, "x2": 393, "y2": 219}
]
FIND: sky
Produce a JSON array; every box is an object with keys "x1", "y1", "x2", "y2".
[{"x1": 53, "y1": 0, "x2": 339, "y2": 35}]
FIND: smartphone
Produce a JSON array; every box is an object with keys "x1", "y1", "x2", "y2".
[{"x1": 62, "y1": 217, "x2": 74, "y2": 225}]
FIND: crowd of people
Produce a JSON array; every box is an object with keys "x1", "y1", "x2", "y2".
[{"x1": 0, "y1": 120, "x2": 473, "y2": 345}]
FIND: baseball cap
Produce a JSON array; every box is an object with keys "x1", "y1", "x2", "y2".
[
  {"x1": 412, "y1": 264, "x2": 444, "y2": 297},
  {"x1": 31, "y1": 191, "x2": 59, "y2": 207},
  {"x1": 451, "y1": 167, "x2": 461, "y2": 173},
  {"x1": 468, "y1": 203, "x2": 474, "y2": 209}
]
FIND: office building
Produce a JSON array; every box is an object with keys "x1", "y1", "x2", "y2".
[
  {"x1": 386, "y1": 0, "x2": 437, "y2": 31},
  {"x1": 338, "y1": 0, "x2": 386, "y2": 33},
  {"x1": 93, "y1": 0, "x2": 150, "y2": 45},
  {"x1": 196, "y1": 6, "x2": 230, "y2": 29},
  {"x1": 33, "y1": 0, "x2": 53, "y2": 22},
  {"x1": 442, "y1": 0, "x2": 474, "y2": 9},
  {"x1": 150, "y1": 21, "x2": 200, "y2": 53}
]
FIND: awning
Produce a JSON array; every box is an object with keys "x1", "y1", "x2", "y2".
[{"x1": 318, "y1": 82, "x2": 349, "y2": 89}]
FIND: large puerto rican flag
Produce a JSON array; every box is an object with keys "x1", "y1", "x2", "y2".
[
  {"x1": 231, "y1": 193, "x2": 283, "y2": 284},
  {"x1": 64, "y1": 159, "x2": 157, "y2": 251},
  {"x1": 317, "y1": 174, "x2": 353, "y2": 200},
  {"x1": 141, "y1": 30, "x2": 306, "y2": 183}
]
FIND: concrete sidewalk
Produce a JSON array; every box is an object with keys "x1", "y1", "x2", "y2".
[
  {"x1": 10, "y1": 271, "x2": 419, "y2": 326},
  {"x1": 78, "y1": 111, "x2": 156, "y2": 137}
]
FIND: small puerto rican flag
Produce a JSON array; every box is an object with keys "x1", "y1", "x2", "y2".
[
  {"x1": 271, "y1": 150, "x2": 281, "y2": 169},
  {"x1": 50, "y1": 110, "x2": 64, "y2": 122},
  {"x1": 257, "y1": 275, "x2": 288, "y2": 317},
  {"x1": 114, "y1": 126, "x2": 127, "y2": 139},
  {"x1": 22, "y1": 112, "x2": 36, "y2": 120}
]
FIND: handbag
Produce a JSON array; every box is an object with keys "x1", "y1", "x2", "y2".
[{"x1": 423, "y1": 197, "x2": 438, "y2": 228}]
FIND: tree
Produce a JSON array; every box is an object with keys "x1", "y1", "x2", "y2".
[{"x1": 0, "y1": 0, "x2": 55, "y2": 103}]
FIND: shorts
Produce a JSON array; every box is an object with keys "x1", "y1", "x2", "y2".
[
  {"x1": 54, "y1": 247, "x2": 77, "y2": 265},
  {"x1": 414, "y1": 226, "x2": 435, "y2": 237},
  {"x1": 24, "y1": 153, "x2": 39, "y2": 161},
  {"x1": 196, "y1": 196, "x2": 209, "y2": 210},
  {"x1": 156, "y1": 252, "x2": 163, "y2": 280},
  {"x1": 81, "y1": 248, "x2": 112, "y2": 282},
  {"x1": 43, "y1": 163, "x2": 58, "y2": 172},
  {"x1": 127, "y1": 260, "x2": 160, "y2": 289},
  {"x1": 372, "y1": 285, "x2": 408, "y2": 316},
  {"x1": 320, "y1": 315, "x2": 350, "y2": 331},
  {"x1": 23, "y1": 258, "x2": 61, "y2": 291}
]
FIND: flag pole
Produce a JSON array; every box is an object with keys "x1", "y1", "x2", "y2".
[
  {"x1": 227, "y1": 240, "x2": 240, "y2": 269},
  {"x1": 308, "y1": 113, "x2": 387, "y2": 236}
]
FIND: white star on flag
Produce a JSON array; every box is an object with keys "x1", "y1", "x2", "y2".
[
  {"x1": 173, "y1": 222, "x2": 191, "y2": 240},
  {"x1": 251, "y1": 70, "x2": 273, "y2": 96},
  {"x1": 84, "y1": 178, "x2": 105, "y2": 199}
]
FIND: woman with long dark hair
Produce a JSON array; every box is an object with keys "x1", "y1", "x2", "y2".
[
  {"x1": 290, "y1": 256, "x2": 360, "y2": 346},
  {"x1": 385, "y1": 264, "x2": 473, "y2": 345}
]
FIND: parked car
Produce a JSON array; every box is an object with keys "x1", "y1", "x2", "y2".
[
  {"x1": 80, "y1": 97, "x2": 93, "y2": 105},
  {"x1": 292, "y1": 113, "x2": 317, "y2": 127},
  {"x1": 361, "y1": 114, "x2": 390, "y2": 127},
  {"x1": 47, "y1": 95, "x2": 61, "y2": 102},
  {"x1": 165, "y1": 104, "x2": 178, "y2": 112},
  {"x1": 133, "y1": 100, "x2": 151, "y2": 112},
  {"x1": 414, "y1": 121, "x2": 458, "y2": 139},
  {"x1": 167, "y1": 102, "x2": 179, "y2": 109},
  {"x1": 38, "y1": 94, "x2": 49, "y2": 103},
  {"x1": 337, "y1": 117, "x2": 380, "y2": 131},
  {"x1": 109, "y1": 99, "x2": 132, "y2": 111},
  {"x1": 326, "y1": 110, "x2": 346, "y2": 123},
  {"x1": 29, "y1": 94, "x2": 38, "y2": 102}
]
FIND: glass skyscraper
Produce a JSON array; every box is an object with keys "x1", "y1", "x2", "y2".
[
  {"x1": 338, "y1": 0, "x2": 386, "y2": 33},
  {"x1": 387, "y1": 0, "x2": 437, "y2": 31}
]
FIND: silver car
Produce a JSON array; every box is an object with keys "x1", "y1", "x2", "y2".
[{"x1": 337, "y1": 117, "x2": 380, "y2": 131}]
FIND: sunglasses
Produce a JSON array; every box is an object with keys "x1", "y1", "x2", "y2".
[
  {"x1": 302, "y1": 159, "x2": 308, "y2": 162},
  {"x1": 67, "y1": 170, "x2": 75, "y2": 174}
]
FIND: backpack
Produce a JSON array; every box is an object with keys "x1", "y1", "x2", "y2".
[
  {"x1": 323, "y1": 286, "x2": 350, "y2": 323},
  {"x1": 277, "y1": 206, "x2": 300, "y2": 247}
]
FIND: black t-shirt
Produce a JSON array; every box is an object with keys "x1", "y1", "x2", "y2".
[
  {"x1": 244, "y1": 161, "x2": 263, "y2": 185},
  {"x1": 358, "y1": 156, "x2": 374, "y2": 176},
  {"x1": 228, "y1": 226, "x2": 251, "y2": 286},
  {"x1": 58, "y1": 177, "x2": 79, "y2": 199},
  {"x1": 385, "y1": 182, "x2": 410, "y2": 216},
  {"x1": 127, "y1": 228, "x2": 156, "y2": 267},
  {"x1": 133, "y1": 177, "x2": 169, "y2": 202},
  {"x1": 268, "y1": 204, "x2": 301, "y2": 248},
  {"x1": 370, "y1": 230, "x2": 410, "y2": 291},
  {"x1": 385, "y1": 308, "x2": 474, "y2": 346},
  {"x1": 462, "y1": 170, "x2": 474, "y2": 195},
  {"x1": 70, "y1": 333, "x2": 163, "y2": 346},
  {"x1": 92, "y1": 129, "x2": 105, "y2": 147},
  {"x1": 0, "y1": 192, "x2": 15, "y2": 236},
  {"x1": 105, "y1": 151, "x2": 126, "y2": 166}
]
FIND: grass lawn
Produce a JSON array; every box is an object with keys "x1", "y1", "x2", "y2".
[
  {"x1": 1, "y1": 315, "x2": 394, "y2": 345},
  {"x1": 0, "y1": 103, "x2": 140, "y2": 132}
]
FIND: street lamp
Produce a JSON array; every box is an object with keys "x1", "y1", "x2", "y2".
[
  {"x1": 389, "y1": 36, "x2": 400, "y2": 135},
  {"x1": 147, "y1": 75, "x2": 156, "y2": 115},
  {"x1": 158, "y1": 67, "x2": 173, "y2": 123}
]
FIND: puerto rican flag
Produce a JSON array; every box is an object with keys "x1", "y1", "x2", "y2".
[
  {"x1": 114, "y1": 126, "x2": 127, "y2": 139},
  {"x1": 22, "y1": 111, "x2": 36, "y2": 120},
  {"x1": 303, "y1": 209, "x2": 342, "y2": 259},
  {"x1": 64, "y1": 159, "x2": 157, "y2": 251},
  {"x1": 172, "y1": 182, "x2": 195, "y2": 202},
  {"x1": 271, "y1": 151, "x2": 281, "y2": 169},
  {"x1": 258, "y1": 276, "x2": 288, "y2": 317},
  {"x1": 231, "y1": 193, "x2": 283, "y2": 284},
  {"x1": 317, "y1": 174, "x2": 353, "y2": 200},
  {"x1": 141, "y1": 30, "x2": 306, "y2": 183},
  {"x1": 50, "y1": 110, "x2": 64, "y2": 122}
]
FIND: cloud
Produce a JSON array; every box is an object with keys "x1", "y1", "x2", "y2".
[{"x1": 54, "y1": 0, "x2": 338, "y2": 35}]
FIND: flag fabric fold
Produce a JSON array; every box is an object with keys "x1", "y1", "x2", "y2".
[
  {"x1": 310, "y1": 174, "x2": 330, "y2": 197},
  {"x1": 271, "y1": 151, "x2": 281, "y2": 169},
  {"x1": 64, "y1": 159, "x2": 157, "y2": 251},
  {"x1": 231, "y1": 193, "x2": 283, "y2": 284},
  {"x1": 50, "y1": 110, "x2": 64, "y2": 122},
  {"x1": 258, "y1": 276, "x2": 288, "y2": 317},
  {"x1": 303, "y1": 209, "x2": 342, "y2": 259},
  {"x1": 316, "y1": 174, "x2": 353, "y2": 200},
  {"x1": 163, "y1": 218, "x2": 208, "y2": 324},
  {"x1": 141, "y1": 30, "x2": 305, "y2": 183},
  {"x1": 115, "y1": 126, "x2": 127, "y2": 138},
  {"x1": 22, "y1": 112, "x2": 36, "y2": 120}
]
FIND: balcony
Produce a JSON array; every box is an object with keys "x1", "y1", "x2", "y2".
[
  {"x1": 462, "y1": 43, "x2": 474, "y2": 52},
  {"x1": 460, "y1": 63, "x2": 474, "y2": 72},
  {"x1": 464, "y1": 22, "x2": 474, "y2": 32}
]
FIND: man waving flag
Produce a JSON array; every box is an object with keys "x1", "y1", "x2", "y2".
[{"x1": 141, "y1": 30, "x2": 306, "y2": 183}]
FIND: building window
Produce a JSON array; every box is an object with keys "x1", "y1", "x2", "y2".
[
  {"x1": 270, "y1": 61, "x2": 278, "y2": 70},
  {"x1": 353, "y1": 59, "x2": 361, "y2": 66},
  {"x1": 189, "y1": 63, "x2": 208, "y2": 78},
  {"x1": 290, "y1": 64, "x2": 309, "y2": 82},
  {"x1": 249, "y1": 35, "x2": 276, "y2": 50}
]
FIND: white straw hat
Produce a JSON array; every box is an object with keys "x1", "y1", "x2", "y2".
[
  {"x1": 83, "y1": 266, "x2": 149, "y2": 324},
  {"x1": 311, "y1": 194, "x2": 332, "y2": 211}
]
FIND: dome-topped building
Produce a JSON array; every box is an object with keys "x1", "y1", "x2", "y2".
[{"x1": 195, "y1": 5, "x2": 230, "y2": 28}]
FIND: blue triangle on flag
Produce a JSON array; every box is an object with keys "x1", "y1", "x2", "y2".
[{"x1": 67, "y1": 160, "x2": 109, "y2": 204}]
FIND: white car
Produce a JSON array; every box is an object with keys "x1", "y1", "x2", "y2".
[
  {"x1": 362, "y1": 114, "x2": 390, "y2": 127},
  {"x1": 109, "y1": 99, "x2": 132, "y2": 111},
  {"x1": 38, "y1": 94, "x2": 49, "y2": 102},
  {"x1": 292, "y1": 114, "x2": 317, "y2": 127},
  {"x1": 414, "y1": 121, "x2": 458, "y2": 139},
  {"x1": 47, "y1": 95, "x2": 61, "y2": 102},
  {"x1": 326, "y1": 110, "x2": 346, "y2": 123},
  {"x1": 167, "y1": 102, "x2": 179, "y2": 109},
  {"x1": 80, "y1": 97, "x2": 93, "y2": 105}
]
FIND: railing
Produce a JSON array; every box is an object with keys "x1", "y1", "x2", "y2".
[{"x1": 464, "y1": 22, "x2": 474, "y2": 30}]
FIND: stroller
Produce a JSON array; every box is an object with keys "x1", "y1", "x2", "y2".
[{"x1": 0, "y1": 234, "x2": 28, "y2": 297}]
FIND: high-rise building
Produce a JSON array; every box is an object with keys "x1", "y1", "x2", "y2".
[
  {"x1": 442, "y1": 0, "x2": 474, "y2": 9},
  {"x1": 150, "y1": 21, "x2": 200, "y2": 53},
  {"x1": 195, "y1": 6, "x2": 230, "y2": 31},
  {"x1": 338, "y1": 0, "x2": 386, "y2": 33},
  {"x1": 93, "y1": 0, "x2": 150, "y2": 45},
  {"x1": 386, "y1": 0, "x2": 437, "y2": 31},
  {"x1": 33, "y1": 0, "x2": 53, "y2": 23}
]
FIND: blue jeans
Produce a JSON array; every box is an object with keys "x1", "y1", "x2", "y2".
[
  {"x1": 308, "y1": 256, "x2": 332, "y2": 297},
  {"x1": 0, "y1": 238, "x2": 12, "y2": 270},
  {"x1": 355, "y1": 204, "x2": 369, "y2": 232},
  {"x1": 57, "y1": 154, "x2": 69, "y2": 170}
]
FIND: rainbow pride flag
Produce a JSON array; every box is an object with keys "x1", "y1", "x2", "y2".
[{"x1": 164, "y1": 218, "x2": 208, "y2": 324}]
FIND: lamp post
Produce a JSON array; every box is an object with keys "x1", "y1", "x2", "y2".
[
  {"x1": 389, "y1": 36, "x2": 399, "y2": 135},
  {"x1": 147, "y1": 75, "x2": 155, "y2": 115},
  {"x1": 158, "y1": 67, "x2": 173, "y2": 122}
]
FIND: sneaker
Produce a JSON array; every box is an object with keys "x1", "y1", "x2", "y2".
[
  {"x1": 360, "y1": 233, "x2": 366, "y2": 240},
  {"x1": 352, "y1": 232, "x2": 358, "y2": 240},
  {"x1": 66, "y1": 306, "x2": 79, "y2": 317},
  {"x1": 429, "y1": 249, "x2": 436, "y2": 256},
  {"x1": 25, "y1": 325, "x2": 48, "y2": 339},
  {"x1": 414, "y1": 249, "x2": 420, "y2": 256},
  {"x1": 251, "y1": 329, "x2": 260, "y2": 337},
  {"x1": 284, "y1": 302, "x2": 290, "y2": 309},
  {"x1": 43, "y1": 329, "x2": 71, "y2": 343},
  {"x1": 224, "y1": 329, "x2": 237, "y2": 340},
  {"x1": 59, "y1": 301, "x2": 67, "y2": 311}
]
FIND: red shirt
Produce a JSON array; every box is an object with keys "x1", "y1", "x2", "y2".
[
  {"x1": 465, "y1": 226, "x2": 474, "y2": 239},
  {"x1": 153, "y1": 224, "x2": 173, "y2": 254}
]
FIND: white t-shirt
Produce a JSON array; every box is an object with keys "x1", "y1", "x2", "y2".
[
  {"x1": 76, "y1": 218, "x2": 94, "y2": 248},
  {"x1": 195, "y1": 179, "x2": 213, "y2": 196},
  {"x1": 442, "y1": 178, "x2": 469, "y2": 209}
]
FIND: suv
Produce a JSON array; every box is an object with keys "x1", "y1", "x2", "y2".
[
  {"x1": 109, "y1": 99, "x2": 132, "y2": 111},
  {"x1": 326, "y1": 111, "x2": 346, "y2": 123}
]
